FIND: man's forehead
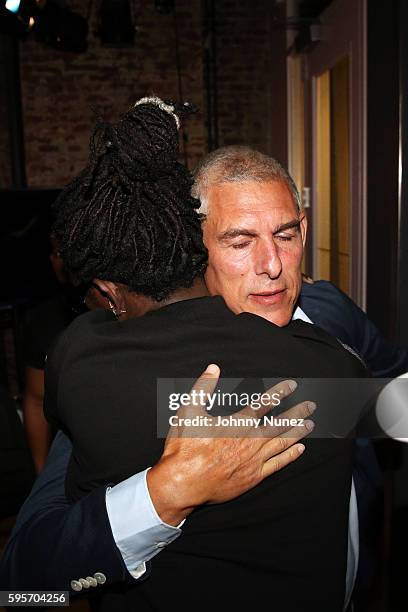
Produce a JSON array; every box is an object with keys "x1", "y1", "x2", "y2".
[
  {"x1": 208, "y1": 187, "x2": 298, "y2": 230},
  {"x1": 207, "y1": 180, "x2": 296, "y2": 214}
]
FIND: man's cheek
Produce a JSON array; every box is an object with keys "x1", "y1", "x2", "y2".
[
  {"x1": 224, "y1": 261, "x2": 246, "y2": 278},
  {"x1": 282, "y1": 249, "x2": 303, "y2": 276},
  {"x1": 205, "y1": 261, "x2": 232, "y2": 294},
  {"x1": 222, "y1": 251, "x2": 251, "y2": 276},
  {"x1": 211, "y1": 252, "x2": 246, "y2": 278}
]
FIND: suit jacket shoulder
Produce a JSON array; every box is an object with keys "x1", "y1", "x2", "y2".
[{"x1": 299, "y1": 280, "x2": 408, "y2": 377}]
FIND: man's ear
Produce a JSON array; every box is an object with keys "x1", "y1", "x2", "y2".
[{"x1": 300, "y1": 210, "x2": 308, "y2": 247}]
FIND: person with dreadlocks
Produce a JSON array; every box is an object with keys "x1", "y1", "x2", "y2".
[
  {"x1": 53, "y1": 98, "x2": 207, "y2": 305},
  {"x1": 3, "y1": 97, "x2": 367, "y2": 612}
]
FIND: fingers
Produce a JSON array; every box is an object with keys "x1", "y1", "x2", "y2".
[
  {"x1": 183, "y1": 363, "x2": 220, "y2": 410},
  {"x1": 260, "y1": 400, "x2": 316, "y2": 438},
  {"x1": 166, "y1": 364, "x2": 221, "y2": 439},
  {"x1": 261, "y1": 443, "x2": 306, "y2": 478},
  {"x1": 262, "y1": 418, "x2": 315, "y2": 459},
  {"x1": 239, "y1": 379, "x2": 298, "y2": 419},
  {"x1": 179, "y1": 363, "x2": 221, "y2": 411},
  {"x1": 257, "y1": 413, "x2": 315, "y2": 477}
]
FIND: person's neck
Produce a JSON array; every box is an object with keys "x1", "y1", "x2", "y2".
[
  {"x1": 123, "y1": 277, "x2": 210, "y2": 319},
  {"x1": 164, "y1": 277, "x2": 210, "y2": 307}
]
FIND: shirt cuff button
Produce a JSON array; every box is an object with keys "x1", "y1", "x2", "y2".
[
  {"x1": 94, "y1": 572, "x2": 107, "y2": 584},
  {"x1": 70, "y1": 580, "x2": 82, "y2": 592}
]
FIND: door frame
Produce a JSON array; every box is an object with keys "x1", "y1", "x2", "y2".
[{"x1": 288, "y1": 0, "x2": 367, "y2": 307}]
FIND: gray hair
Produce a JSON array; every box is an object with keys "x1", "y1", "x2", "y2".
[{"x1": 192, "y1": 145, "x2": 301, "y2": 215}]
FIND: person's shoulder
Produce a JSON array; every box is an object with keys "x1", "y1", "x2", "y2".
[
  {"x1": 300, "y1": 279, "x2": 361, "y2": 317},
  {"x1": 236, "y1": 309, "x2": 307, "y2": 340},
  {"x1": 143, "y1": 295, "x2": 239, "y2": 327},
  {"x1": 61, "y1": 308, "x2": 114, "y2": 335},
  {"x1": 47, "y1": 309, "x2": 115, "y2": 363},
  {"x1": 301, "y1": 279, "x2": 348, "y2": 301}
]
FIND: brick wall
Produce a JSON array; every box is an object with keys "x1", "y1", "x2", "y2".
[
  {"x1": 19, "y1": 0, "x2": 206, "y2": 187},
  {"x1": 216, "y1": 0, "x2": 287, "y2": 165},
  {"x1": 17, "y1": 0, "x2": 287, "y2": 188}
]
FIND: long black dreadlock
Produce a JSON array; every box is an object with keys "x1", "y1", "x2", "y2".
[{"x1": 52, "y1": 97, "x2": 207, "y2": 301}]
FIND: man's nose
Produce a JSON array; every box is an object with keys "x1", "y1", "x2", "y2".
[{"x1": 255, "y1": 240, "x2": 283, "y2": 279}]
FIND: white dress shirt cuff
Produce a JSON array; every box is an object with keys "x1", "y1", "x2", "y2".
[{"x1": 106, "y1": 467, "x2": 183, "y2": 579}]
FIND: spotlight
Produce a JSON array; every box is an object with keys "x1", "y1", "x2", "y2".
[
  {"x1": 99, "y1": 0, "x2": 135, "y2": 47},
  {"x1": 0, "y1": 1, "x2": 88, "y2": 52},
  {"x1": 5, "y1": 0, "x2": 22, "y2": 12},
  {"x1": 1, "y1": 0, "x2": 38, "y2": 37}
]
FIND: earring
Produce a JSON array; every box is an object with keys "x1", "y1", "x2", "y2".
[{"x1": 108, "y1": 299, "x2": 127, "y2": 319}]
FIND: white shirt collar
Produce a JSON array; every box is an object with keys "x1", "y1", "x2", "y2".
[{"x1": 292, "y1": 306, "x2": 313, "y2": 324}]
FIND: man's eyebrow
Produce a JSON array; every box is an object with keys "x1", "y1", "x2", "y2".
[
  {"x1": 273, "y1": 218, "x2": 302, "y2": 234},
  {"x1": 218, "y1": 228, "x2": 258, "y2": 241},
  {"x1": 218, "y1": 218, "x2": 302, "y2": 240}
]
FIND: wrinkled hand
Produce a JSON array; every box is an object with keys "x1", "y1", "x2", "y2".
[{"x1": 147, "y1": 364, "x2": 315, "y2": 526}]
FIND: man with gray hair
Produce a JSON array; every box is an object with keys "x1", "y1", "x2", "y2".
[
  {"x1": 193, "y1": 145, "x2": 403, "y2": 610},
  {"x1": 193, "y1": 145, "x2": 307, "y2": 328}
]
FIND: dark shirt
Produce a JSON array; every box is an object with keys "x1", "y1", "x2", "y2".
[{"x1": 45, "y1": 296, "x2": 366, "y2": 612}]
